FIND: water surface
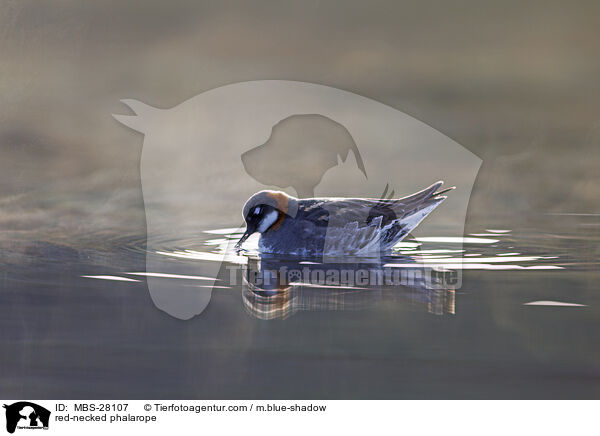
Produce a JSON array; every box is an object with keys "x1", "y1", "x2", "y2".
[{"x1": 2, "y1": 214, "x2": 598, "y2": 399}]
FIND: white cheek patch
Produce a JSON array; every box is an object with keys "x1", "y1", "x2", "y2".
[{"x1": 258, "y1": 210, "x2": 279, "y2": 233}]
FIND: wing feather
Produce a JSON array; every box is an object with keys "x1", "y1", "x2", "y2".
[{"x1": 294, "y1": 182, "x2": 452, "y2": 253}]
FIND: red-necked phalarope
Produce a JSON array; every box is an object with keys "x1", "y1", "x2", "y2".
[{"x1": 235, "y1": 181, "x2": 453, "y2": 256}]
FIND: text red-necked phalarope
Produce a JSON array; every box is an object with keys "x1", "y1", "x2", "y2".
[{"x1": 235, "y1": 181, "x2": 453, "y2": 256}]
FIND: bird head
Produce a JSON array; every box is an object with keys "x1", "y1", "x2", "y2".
[{"x1": 235, "y1": 190, "x2": 297, "y2": 249}]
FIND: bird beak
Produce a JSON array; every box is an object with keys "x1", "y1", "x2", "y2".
[
  {"x1": 235, "y1": 231, "x2": 251, "y2": 249},
  {"x1": 235, "y1": 223, "x2": 256, "y2": 250}
]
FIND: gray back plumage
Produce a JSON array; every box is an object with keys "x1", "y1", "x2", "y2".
[{"x1": 258, "y1": 181, "x2": 452, "y2": 256}]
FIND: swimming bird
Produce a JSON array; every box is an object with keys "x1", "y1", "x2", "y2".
[{"x1": 235, "y1": 181, "x2": 453, "y2": 256}]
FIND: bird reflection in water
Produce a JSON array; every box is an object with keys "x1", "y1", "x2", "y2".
[{"x1": 241, "y1": 256, "x2": 456, "y2": 320}]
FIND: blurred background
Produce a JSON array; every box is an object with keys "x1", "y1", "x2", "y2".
[{"x1": 1, "y1": 0, "x2": 600, "y2": 246}]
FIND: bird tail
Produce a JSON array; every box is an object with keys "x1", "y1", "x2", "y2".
[
  {"x1": 377, "y1": 181, "x2": 455, "y2": 250},
  {"x1": 431, "y1": 185, "x2": 455, "y2": 197},
  {"x1": 391, "y1": 181, "x2": 454, "y2": 232},
  {"x1": 395, "y1": 181, "x2": 454, "y2": 210}
]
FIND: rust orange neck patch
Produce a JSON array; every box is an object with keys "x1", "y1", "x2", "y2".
[{"x1": 266, "y1": 191, "x2": 289, "y2": 230}]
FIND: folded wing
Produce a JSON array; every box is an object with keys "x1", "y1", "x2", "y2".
[{"x1": 300, "y1": 181, "x2": 452, "y2": 254}]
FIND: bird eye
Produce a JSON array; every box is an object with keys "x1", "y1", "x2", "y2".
[{"x1": 253, "y1": 206, "x2": 262, "y2": 215}]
